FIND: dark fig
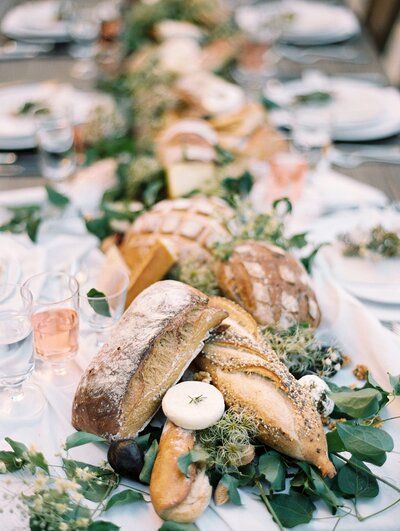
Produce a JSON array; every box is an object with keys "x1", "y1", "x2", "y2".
[{"x1": 107, "y1": 439, "x2": 144, "y2": 480}]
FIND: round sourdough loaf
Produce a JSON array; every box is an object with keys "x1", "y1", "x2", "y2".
[
  {"x1": 120, "y1": 196, "x2": 233, "y2": 267},
  {"x1": 72, "y1": 280, "x2": 227, "y2": 439},
  {"x1": 217, "y1": 240, "x2": 320, "y2": 328}
]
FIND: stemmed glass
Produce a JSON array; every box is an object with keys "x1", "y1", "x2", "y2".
[
  {"x1": 80, "y1": 265, "x2": 129, "y2": 348},
  {"x1": 34, "y1": 108, "x2": 77, "y2": 184},
  {"x1": 23, "y1": 272, "x2": 80, "y2": 387},
  {"x1": 65, "y1": 0, "x2": 101, "y2": 81},
  {"x1": 0, "y1": 283, "x2": 46, "y2": 419}
]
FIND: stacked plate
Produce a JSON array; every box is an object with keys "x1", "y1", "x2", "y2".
[
  {"x1": 1, "y1": 0, "x2": 69, "y2": 43},
  {"x1": 0, "y1": 82, "x2": 114, "y2": 150},
  {"x1": 312, "y1": 208, "x2": 400, "y2": 324},
  {"x1": 236, "y1": 0, "x2": 360, "y2": 46},
  {"x1": 266, "y1": 77, "x2": 400, "y2": 142}
]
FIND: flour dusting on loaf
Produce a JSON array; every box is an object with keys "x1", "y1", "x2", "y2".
[{"x1": 72, "y1": 280, "x2": 227, "y2": 439}]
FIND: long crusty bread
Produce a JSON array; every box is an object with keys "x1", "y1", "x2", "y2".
[
  {"x1": 199, "y1": 297, "x2": 335, "y2": 478},
  {"x1": 72, "y1": 280, "x2": 227, "y2": 439},
  {"x1": 150, "y1": 420, "x2": 211, "y2": 523}
]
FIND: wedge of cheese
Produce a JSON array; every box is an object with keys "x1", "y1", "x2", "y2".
[
  {"x1": 121, "y1": 238, "x2": 176, "y2": 307},
  {"x1": 166, "y1": 161, "x2": 215, "y2": 198}
]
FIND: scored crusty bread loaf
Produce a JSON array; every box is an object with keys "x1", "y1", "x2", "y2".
[
  {"x1": 150, "y1": 420, "x2": 212, "y2": 523},
  {"x1": 72, "y1": 280, "x2": 227, "y2": 439},
  {"x1": 199, "y1": 297, "x2": 335, "y2": 478},
  {"x1": 217, "y1": 240, "x2": 320, "y2": 328},
  {"x1": 121, "y1": 196, "x2": 233, "y2": 266}
]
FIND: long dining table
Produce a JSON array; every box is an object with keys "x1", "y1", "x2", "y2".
[{"x1": 0, "y1": 1, "x2": 399, "y2": 200}]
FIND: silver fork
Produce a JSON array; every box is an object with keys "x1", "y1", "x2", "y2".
[{"x1": 329, "y1": 147, "x2": 400, "y2": 168}]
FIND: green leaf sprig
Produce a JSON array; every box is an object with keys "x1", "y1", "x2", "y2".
[{"x1": 86, "y1": 288, "x2": 112, "y2": 318}]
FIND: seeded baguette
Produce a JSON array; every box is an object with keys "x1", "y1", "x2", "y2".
[
  {"x1": 200, "y1": 296, "x2": 335, "y2": 478},
  {"x1": 72, "y1": 280, "x2": 227, "y2": 439}
]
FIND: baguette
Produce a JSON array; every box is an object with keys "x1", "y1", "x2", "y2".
[
  {"x1": 72, "y1": 280, "x2": 227, "y2": 439},
  {"x1": 201, "y1": 297, "x2": 335, "y2": 478},
  {"x1": 150, "y1": 420, "x2": 212, "y2": 523}
]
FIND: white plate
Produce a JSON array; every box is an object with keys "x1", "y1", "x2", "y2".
[
  {"x1": 322, "y1": 243, "x2": 400, "y2": 305},
  {"x1": 0, "y1": 82, "x2": 114, "y2": 150},
  {"x1": 282, "y1": 1, "x2": 360, "y2": 45},
  {"x1": 236, "y1": 1, "x2": 359, "y2": 46},
  {"x1": 267, "y1": 78, "x2": 400, "y2": 142},
  {"x1": 1, "y1": 0, "x2": 69, "y2": 43}
]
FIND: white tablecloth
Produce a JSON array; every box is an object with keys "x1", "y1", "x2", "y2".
[{"x1": 1, "y1": 170, "x2": 399, "y2": 530}]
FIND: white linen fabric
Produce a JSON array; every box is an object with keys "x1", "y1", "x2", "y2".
[{"x1": 0, "y1": 171, "x2": 399, "y2": 530}]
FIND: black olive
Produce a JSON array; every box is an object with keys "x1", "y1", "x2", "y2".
[{"x1": 107, "y1": 439, "x2": 144, "y2": 481}]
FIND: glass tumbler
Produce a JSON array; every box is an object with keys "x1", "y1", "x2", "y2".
[
  {"x1": 35, "y1": 108, "x2": 76, "y2": 183},
  {"x1": 0, "y1": 283, "x2": 46, "y2": 418},
  {"x1": 23, "y1": 272, "x2": 80, "y2": 386},
  {"x1": 80, "y1": 264, "x2": 129, "y2": 348}
]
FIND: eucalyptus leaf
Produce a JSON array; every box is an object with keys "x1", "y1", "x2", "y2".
[
  {"x1": 258, "y1": 451, "x2": 286, "y2": 491},
  {"x1": 326, "y1": 429, "x2": 345, "y2": 453},
  {"x1": 178, "y1": 449, "x2": 209, "y2": 478},
  {"x1": 26, "y1": 217, "x2": 41, "y2": 242},
  {"x1": 65, "y1": 431, "x2": 107, "y2": 450},
  {"x1": 143, "y1": 179, "x2": 164, "y2": 207},
  {"x1": 158, "y1": 522, "x2": 198, "y2": 531},
  {"x1": 4, "y1": 437, "x2": 28, "y2": 457},
  {"x1": 0, "y1": 450, "x2": 25, "y2": 472},
  {"x1": 269, "y1": 491, "x2": 315, "y2": 528},
  {"x1": 272, "y1": 197, "x2": 292, "y2": 215},
  {"x1": 105, "y1": 489, "x2": 144, "y2": 511},
  {"x1": 221, "y1": 474, "x2": 242, "y2": 505},
  {"x1": 28, "y1": 451, "x2": 49, "y2": 474},
  {"x1": 45, "y1": 185, "x2": 70, "y2": 207},
  {"x1": 85, "y1": 215, "x2": 114, "y2": 241},
  {"x1": 87, "y1": 288, "x2": 112, "y2": 318},
  {"x1": 337, "y1": 458, "x2": 378, "y2": 498},
  {"x1": 309, "y1": 468, "x2": 340, "y2": 511},
  {"x1": 287, "y1": 232, "x2": 308, "y2": 249},
  {"x1": 215, "y1": 144, "x2": 235, "y2": 166},
  {"x1": 139, "y1": 440, "x2": 158, "y2": 484},
  {"x1": 336, "y1": 423, "x2": 393, "y2": 466},
  {"x1": 331, "y1": 388, "x2": 382, "y2": 418},
  {"x1": 389, "y1": 373, "x2": 400, "y2": 395},
  {"x1": 87, "y1": 522, "x2": 120, "y2": 531}
]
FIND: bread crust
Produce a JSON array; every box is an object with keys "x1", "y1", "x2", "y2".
[
  {"x1": 217, "y1": 241, "x2": 321, "y2": 328},
  {"x1": 121, "y1": 196, "x2": 233, "y2": 267},
  {"x1": 150, "y1": 420, "x2": 212, "y2": 523},
  {"x1": 72, "y1": 280, "x2": 227, "y2": 439},
  {"x1": 197, "y1": 298, "x2": 335, "y2": 478}
]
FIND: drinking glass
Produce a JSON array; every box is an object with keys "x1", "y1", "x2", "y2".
[
  {"x1": 80, "y1": 265, "x2": 129, "y2": 348},
  {"x1": 34, "y1": 109, "x2": 76, "y2": 183},
  {"x1": 23, "y1": 272, "x2": 80, "y2": 386},
  {"x1": 267, "y1": 152, "x2": 308, "y2": 205},
  {"x1": 0, "y1": 283, "x2": 46, "y2": 418},
  {"x1": 291, "y1": 104, "x2": 332, "y2": 177},
  {"x1": 65, "y1": 0, "x2": 101, "y2": 81}
]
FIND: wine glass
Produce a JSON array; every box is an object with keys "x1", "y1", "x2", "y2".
[
  {"x1": 80, "y1": 265, "x2": 129, "y2": 348},
  {"x1": 65, "y1": 0, "x2": 101, "y2": 82},
  {"x1": 22, "y1": 272, "x2": 80, "y2": 387},
  {"x1": 0, "y1": 283, "x2": 46, "y2": 419},
  {"x1": 34, "y1": 108, "x2": 77, "y2": 184}
]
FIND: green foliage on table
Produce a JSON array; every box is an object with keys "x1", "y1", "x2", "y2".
[
  {"x1": 139, "y1": 440, "x2": 158, "y2": 484},
  {"x1": 86, "y1": 288, "x2": 112, "y2": 318}
]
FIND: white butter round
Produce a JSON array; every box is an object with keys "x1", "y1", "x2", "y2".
[{"x1": 162, "y1": 381, "x2": 225, "y2": 430}]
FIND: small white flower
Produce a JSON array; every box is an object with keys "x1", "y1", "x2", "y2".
[
  {"x1": 334, "y1": 363, "x2": 341, "y2": 372},
  {"x1": 74, "y1": 467, "x2": 95, "y2": 481},
  {"x1": 33, "y1": 495, "x2": 43, "y2": 512},
  {"x1": 59, "y1": 523, "x2": 69, "y2": 531},
  {"x1": 54, "y1": 478, "x2": 79, "y2": 493},
  {"x1": 0, "y1": 462, "x2": 7, "y2": 474},
  {"x1": 76, "y1": 518, "x2": 90, "y2": 527},
  {"x1": 325, "y1": 358, "x2": 332, "y2": 366},
  {"x1": 54, "y1": 503, "x2": 68, "y2": 514}
]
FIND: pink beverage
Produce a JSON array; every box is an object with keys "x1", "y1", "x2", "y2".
[
  {"x1": 267, "y1": 152, "x2": 308, "y2": 205},
  {"x1": 32, "y1": 308, "x2": 79, "y2": 363}
]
